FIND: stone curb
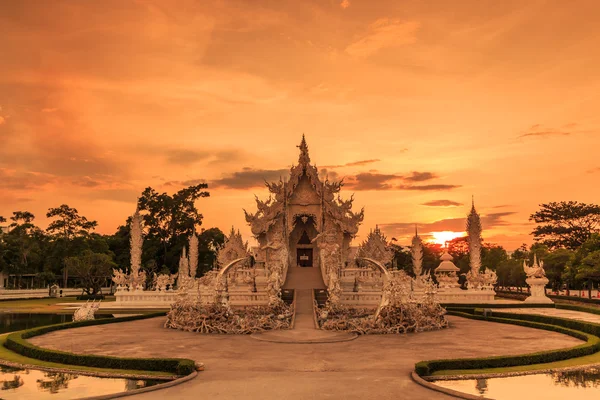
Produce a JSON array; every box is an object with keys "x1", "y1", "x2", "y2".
[
  {"x1": 79, "y1": 370, "x2": 198, "y2": 400},
  {"x1": 0, "y1": 359, "x2": 175, "y2": 380},
  {"x1": 425, "y1": 362, "x2": 600, "y2": 381},
  {"x1": 249, "y1": 332, "x2": 358, "y2": 344},
  {"x1": 410, "y1": 371, "x2": 492, "y2": 400}
]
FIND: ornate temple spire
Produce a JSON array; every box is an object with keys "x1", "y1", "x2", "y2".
[
  {"x1": 467, "y1": 197, "x2": 483, "y2": 275},
  {"x1": 297, "y1": 134, "x2": 311, "y2": 166},
  {"x1": 411, "y1": 226, "x2": 423, "y2": 276},
  {"x1": 130, "y1": 208, "x2": 143, "y2": 277}
]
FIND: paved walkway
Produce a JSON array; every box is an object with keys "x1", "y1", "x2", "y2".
[
  {"x1": 29, "y1": 316, "x2": 582, "y2": 400},
  {"x1": 498, "y1": 308, "x2": 600, "y2": 324}
]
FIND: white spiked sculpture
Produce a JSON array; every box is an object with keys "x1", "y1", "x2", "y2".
[
  {"x1": 189, "y1": 232, "x2": 199, "y2": 279},
  {"x1": 130, "y1": 209, "x2": 143, "y2": 277},
  {"x1": 467, "y1": 197, "x2": 482, "y2": 276},
  {"x1": 411, "y1": 225, "x2": 423, "y2": 276},
  {"x1": 524, "y1": 253, "x2": 552, "y2": 303}
]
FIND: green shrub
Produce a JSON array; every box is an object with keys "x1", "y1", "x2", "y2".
[
  {"x1": 5, "y1": 312, "x2": 195, "y2": 376},
  {"x1": 415, "y1": 311, "x2": 600, "y2": 376},
  {"x1": 441, "y1": 303, "x2": 555, "y2": 309},
  {"x1": 549, "y1": 295, "x2": 600, "y2": 305},
  {"x1": 556, "y1": 304, "x2": 600, "y2": 316}
]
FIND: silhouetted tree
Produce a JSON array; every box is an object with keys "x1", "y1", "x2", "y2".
[{"x1": 530, "y1": 201, "x2": 600, "y2": 250}]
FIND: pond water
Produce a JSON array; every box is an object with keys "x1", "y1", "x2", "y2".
[
  {"x1": 0, "y1": 365, "x2": 161, "y2": 399},
  {"x1": 0, "y1": 313, "x2": 113, "y2": 334},
  {"x1": 434, "y1": 367, "x2": 600, "y2": 399}
]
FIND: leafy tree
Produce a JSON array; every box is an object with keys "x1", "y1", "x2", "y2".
[
  {"x1": 390, "y1": 240, "x2": 413, "y2": 275},
  {"x1": 530, "y1": 201, "x2": 600, "y2": 250},
  {"x1": 137, "y1": 185, "x2": 210, "y2": 271},
  {"x1": 2, "y1": 211, "x2": 45, "y2": 288},
  {"x1": 46, "y1": 205, "x2": 97, "y2": 240},
  {"x1": 481, "y1": 244, "x2": 508, "y2": 271},
  {"x1": 565, "y1": 234, "x2": 600, "y2": 294},
  {"x1": 197, "y1": 227, "x2": 225, "y2": 276},
  {"x1": 64, "y1": 250, "x2": 116, "y2": 295},
  {"x1": 0, "y1": 215, "x2": 6, "y2": 234},
  {"x1": 45, "y1": 205, "x2": 98, "y2": 287},
  {"x1": 543, "y1": 248, "x2": 574, "y2": 291},
  {"x1": 447, "y1": 236, "x2": 470, "y2": 274}
]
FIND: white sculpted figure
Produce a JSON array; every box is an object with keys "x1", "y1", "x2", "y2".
[
  {"x1": 73, "y1": 300, "x2": 101, "y2": 322},
  {"x1": 524, "y1": 254, "x2": 546, "y2": 278}
]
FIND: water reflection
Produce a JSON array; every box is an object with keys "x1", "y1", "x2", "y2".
[
  {"x1": 0, "y1": 367, "x2": 160, "y2": 399},
  {"x1": 552, "y1": 367, "x2": 600, "y2": 388},
  {"x1": 434, "y1": 368, "x2": 600, "y2": 400},
  {"x1": 36, "y1": 372, "x2": 78, "y2": 394},
  {"x1": 475, "y1": 378, "x2": 488, "y2": 395}
]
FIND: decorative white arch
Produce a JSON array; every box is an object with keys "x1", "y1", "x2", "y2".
[
  {"x1": 355, "y1": 257, "x2": 391, "y2": 321},
  {"x1": 217, "y1": 257, "x2": 250, "y2": 279}
]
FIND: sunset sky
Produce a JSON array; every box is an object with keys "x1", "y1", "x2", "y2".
[{"x1": 1, "y1": 0, "x2": 599, "y2": 250}]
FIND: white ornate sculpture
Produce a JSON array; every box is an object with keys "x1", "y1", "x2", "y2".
[
  {"x1": 466, "y1": 198, "x2": 483, "y2": 289},
  {"x1": 357, "y1": 226, "x2": 394, "y2": 267},
  {"x1": 73, "y1": 300, "x2": 101, "y2": 322},
  {"x1": 524, "y1": 254, "x2": 552, "y2": 304},
  {"x1": 153, "y1": 272, "x2": 176, "y2": 291},
  {"x1": 411, "y1": 226, "x2": 424, "y2": 276},
  {"x1": 217, "y1": 227, "x2": 250, "y2": 268},
  {"x1": 189, "y1": 232, "x2": 199, "y2": 279},
  {"x1": 112, "y1": 208, "x2": 146, "y2": 290}
]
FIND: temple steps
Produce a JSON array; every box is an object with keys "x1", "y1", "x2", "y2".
[{"x1": 283, "y1": 266, "x2": 326, "y2": 290}]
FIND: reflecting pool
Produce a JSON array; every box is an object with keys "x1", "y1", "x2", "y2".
[
  {"x1": 434, "y1": 367, "x2": 600, "y2": 399},
  {"x1": 0, "y1": 365, "x2": 161, "y2": 399}
]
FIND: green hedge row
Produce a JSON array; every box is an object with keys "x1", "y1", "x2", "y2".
[
  {"x1": 556, "y1": 303, "x2": 600, "y2": 316},
  {"x1": 441, "y1": 302, "x2": 555, "y2": 309},
  {"x1": 414, "y1": 310, "x2": 600, "y2": 377},
  {"x1": 5, "y1": 312, "x2": 196, "y2": 376},
  {"x1": 549, "y1": 295, "x2": 600, "y2": 305}
]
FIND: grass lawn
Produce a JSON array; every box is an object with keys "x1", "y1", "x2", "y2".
[
  {"x1": 0, "y1": 333, "x2": 175, "y2": 378},
  {"x1": 431, "y1": 350, "x2": 600, "y2": 376},
  {"x1": 0, "y1": 297, "x2": 115, "y2": 313}
]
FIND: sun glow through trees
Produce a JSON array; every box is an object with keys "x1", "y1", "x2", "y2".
[{"x1": 430, "y1": 231, "x2": 465, "y2": 247}]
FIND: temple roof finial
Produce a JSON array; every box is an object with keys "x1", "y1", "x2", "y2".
[
  {"x1": 415, "y1": 224, "x2": 418, "y2": 236},
  {"x1": 297, "y1": 134, "x2": 310, "y2": 166}
]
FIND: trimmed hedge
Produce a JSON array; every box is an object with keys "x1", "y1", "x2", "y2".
[
  {"x1": 76, "y1": 295, "x2": 108, "y2": 300},
  {"x1": 549, "y1": 295, "x2": 600, "y2": 305},
  {"x1": 441, "y1": 302, "x2": 555, "y2": 309},
  {"x1": 415, "y1": 310, "x2": 600, "y2": 376},
  {"x1": 556, "y1": 303, "x2": 600, "y2": 316},
  {"x1": 5, "y1": 312, "x2": 195, "y2": 376}
]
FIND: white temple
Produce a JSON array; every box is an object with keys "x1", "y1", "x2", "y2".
[{"x1": 109, "y1": 136, "x2": 554, "y2": 309}]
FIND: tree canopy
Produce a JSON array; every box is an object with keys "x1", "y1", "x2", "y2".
[{"x1": 530, "y1": 201, "x2": 600, "y2": 250}]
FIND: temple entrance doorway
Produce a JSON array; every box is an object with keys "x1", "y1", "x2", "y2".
[{"x1": 297, "y1": 248, "x2": 313, "y2": 267}]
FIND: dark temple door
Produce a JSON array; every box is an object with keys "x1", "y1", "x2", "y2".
[{"x1": 297, "y1": 248, "x2": 313, "y2": 267}]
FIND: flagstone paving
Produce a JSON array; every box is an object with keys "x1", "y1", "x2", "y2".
[{"x1": 28, "y1": 315, "x2": 582, "y2": 399}]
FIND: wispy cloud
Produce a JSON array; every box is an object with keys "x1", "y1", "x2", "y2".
[
  {"x1": 346, "y1": 19, "x2": 420, "y2": 58},
  {"x1": 421, "y1": 200, "x2": 463, "y2": 207},
  {"x1": 210, "y1": 168, "x2": 289, "y2": 189},
  {"x1": 517, "y1": 123, "x2": 584, "y2": 139},
  {"x1": 344, "y1": 172, "x2": 403, "y2": 190},
  {"x1": 586, "y1": 167, "x2": 600, "y2": 174},
  {"x1": 398, "y1": 184, "x2": 461, "y2": 191},
  {"x1": 404, "y1": 171, "x2": 438, "y2": 182},
  {"x1": 321, "y1": 159, "x2": 381, "y2": 169}
]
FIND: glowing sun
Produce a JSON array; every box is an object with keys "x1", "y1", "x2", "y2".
[{"x1": 430, "y1": 231, "x2": 465, "y2": 246}]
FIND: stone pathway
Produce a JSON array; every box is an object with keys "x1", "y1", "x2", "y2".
[
  {"x1": 251, "y1": 288, "x2": 357, "y2": 343},
  {"x1": 29, "y1": 315, "x2": 582, "y2": 400},
  {"x1": 498, "y1": 308, "x2": 600, "y2": 324}
]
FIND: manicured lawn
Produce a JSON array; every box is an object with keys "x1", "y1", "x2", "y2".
[
  {"x1": 431, "y1": 350, "x2": 600, "y2": 376},
  {"x1": 0, "y1": 333, "x2": 174, "y2": 378},
  {"x1": 0, "y1": 297, "x2": 115, "y2": 313}
]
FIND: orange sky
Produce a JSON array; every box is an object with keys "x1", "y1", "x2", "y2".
[{"x1": 1, "y1": 0, "x2": 599, "y2": 250}]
